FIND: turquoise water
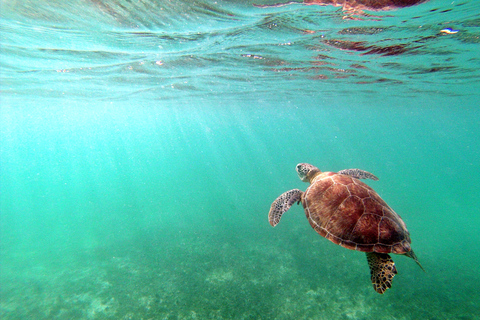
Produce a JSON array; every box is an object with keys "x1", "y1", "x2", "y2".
[{"x1": 1, "y1": 0, "x2": 479, "y2": 319}]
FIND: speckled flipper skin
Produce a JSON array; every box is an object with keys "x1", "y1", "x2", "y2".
[
  {"x1": 338, "y1": 168, "x2": 379, "y2": 181},
  {"x1": 269, "y1": 189, "x2": 303, "y2": 226},
  {"x1": 366, "y1": 252, "x2": 398, "y2": 294}
]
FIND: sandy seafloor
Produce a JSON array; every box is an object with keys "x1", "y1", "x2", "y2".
[{"x1": 1, "y1": 0, "x2": 480, "y2": 319}]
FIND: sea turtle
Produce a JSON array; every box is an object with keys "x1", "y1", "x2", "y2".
[{"x1": 269, "y1": 163, "x2": 424, "y2": 294}]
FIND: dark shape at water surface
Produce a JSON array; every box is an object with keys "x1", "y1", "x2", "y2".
[
  {"x1": 254, "y1": 0, "x2": 428, "y2": 17},
  {"x1": 269, "y1": 163, "x2": 424, "y2": 294},
  {"x1": 322, "y1": 39, "x2": 411, "y2": 56}
]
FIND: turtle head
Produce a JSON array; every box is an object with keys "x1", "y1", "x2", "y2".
[{"x1": 296, "y1": 163, "x2": 321, "y2": 183}]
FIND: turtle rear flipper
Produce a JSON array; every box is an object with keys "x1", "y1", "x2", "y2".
[
  {"x1": 269, "y1": 189, "x2": 303, "y2": 227},
  {"x1": 366, "y1": 252, "x2": 397, "y2": 294}
]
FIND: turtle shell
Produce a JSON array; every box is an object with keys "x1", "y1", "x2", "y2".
[{"x1": 302, "y1": 171, "x2": 412, "y2": 255}]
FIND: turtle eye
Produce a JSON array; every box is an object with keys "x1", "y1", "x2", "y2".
[
  {"x1": 296, "y1": 164, "x2": 309, "y2": 181},
  {"x1": 296, "y1": 163, "x2": 305, "y2": 171},
  {"x1": 296, "y1": 165, "x2": 303, "y2": 175}
]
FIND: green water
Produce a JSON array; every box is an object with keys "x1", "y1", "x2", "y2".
[{"x1": 1, "y1": 0, "x2": 479, "y2": 319}]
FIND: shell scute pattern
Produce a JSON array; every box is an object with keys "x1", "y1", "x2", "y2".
[
  {"x1": 346, "y1": 181, "x2": 371, "y2": 199},
  {"x1": 304, "y1": 172, "x2": 410, "y2": 254},
  {"x1": 379, "y1": 216, "x2": 404, "y2": 242},
  {"x1": 331, "y1": 173, "x2": 354, "y2": 185},
  {"x1": 362, "y1": 197, "x2": 385, "y2": 216},
  {"x1": 304, "y1": 178, "x2": 340, "y2": 223},
  {"x1": 326, "y1": 196, "x2": 363, "y2": 238},
  {"x1": 350, "y1": 213, "x2": 381, "y2": 245},
  {"x1": 322, "y1": 183, "x2": 350, "y2": 213}
]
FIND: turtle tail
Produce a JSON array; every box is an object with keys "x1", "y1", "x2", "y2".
[{"x1": 406, "y1": 250, "x2": 426, "y2": 272}]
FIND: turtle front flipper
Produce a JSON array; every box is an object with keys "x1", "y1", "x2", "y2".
[
  {"x1": 268, "y1": 189, "x2": 303, "y2": 227},
  {"x1": 366, "y1": 252, "x2": 397, "y2": 294},
  {"x1": 338, "y1": 169, "x2": 379, "y2": 181}
]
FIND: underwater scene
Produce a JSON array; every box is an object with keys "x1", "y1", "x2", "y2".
[{"x1": 1, "y1": 0, "x2": 479, "y2": 319}]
